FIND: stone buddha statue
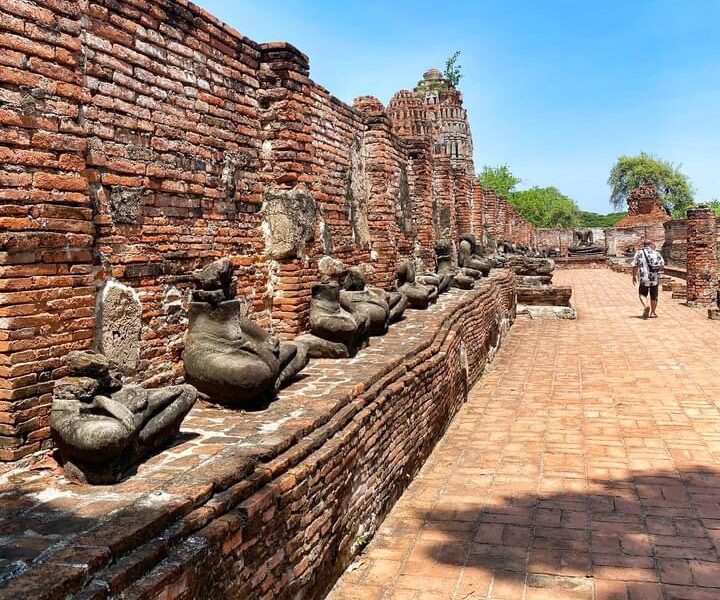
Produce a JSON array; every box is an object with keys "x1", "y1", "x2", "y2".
[
  {"x1": 310, "y1": 281, "x2": 368, "y2": 348},
  {"x1": 435, "y1": 240, "x2": 475, "y2": 290},
  {"x1": 296, "y1": 258, "x2": 383, "y2": 359},
  {"x1": 339, "y1": 267, "x2": 390, "y2": 336},
  {"x1": 183, "y1": 259, "x2": 307, "y2": 408},
  {"x1": 356, "y1": 263, "x2": 408, "y2": 324},
  {"x1": 50, "y1": 351, "x2": 197, "y2": 484},
  {"x1": 458, "y1": 233, "x2": 493, "y2": 276},
  {"x1": 371, "y1": 287, "x2": 408, "y2": 324},
  {"x1": 415, "y1": 256, "x2": 452, "y2": 295},
  {"x1": 396, "y1": 260, "x2": 438, "y2": 309}
]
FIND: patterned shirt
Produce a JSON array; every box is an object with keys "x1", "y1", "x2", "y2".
[{"x1": 631, "y1": 247, "x2": 665, "y2": 287}]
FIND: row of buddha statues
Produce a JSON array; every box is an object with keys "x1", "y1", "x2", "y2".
[{"x1": 49, "y1": 234, "x2": 521, "y2": 484}]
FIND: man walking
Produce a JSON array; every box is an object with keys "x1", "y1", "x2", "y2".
[{"x1": 631, "y1": 240, "x2": 665, "y2": 319}]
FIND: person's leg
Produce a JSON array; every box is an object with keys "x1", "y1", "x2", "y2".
[
  {"x1": 650, "y1": 285, "x2": 659, "y2": 316},
  {"x1": 638, "y1": 285, "x2": 650, "y2": 318}
]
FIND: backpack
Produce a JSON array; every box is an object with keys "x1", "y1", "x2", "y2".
[{"x1": 643, "y1": 249, "x2": 658, "y2": 273}]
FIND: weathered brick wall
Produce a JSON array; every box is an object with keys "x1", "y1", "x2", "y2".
[
  {"x1": 352, "y1": 96, "x2": 416, "y2": 285},
  {"x1": 471, "y1": 181, "x2": 485, "y2": 236},
  {"x1": 537, "y1": 228, "x2": 606, "y2": 256},
  {"x1": 537, "y1": 228, "x2": 574, "y2": 254},
  {"x1": 404, "y1": 138, "x2": 435, "y2": 261},
  {"x1": 589, "y1": 227, "x2": 606, "y2": 247},
  {"x1": 605, "y1": 223, "x2": 665, "y2": 257},
  {"x1": 686, "y1": 206, "x2": 717, "y2": 305},
  {"x1": 0, "y1": 0, "x2": 92, "y2": 460},
  {"x1": 496, "y1": 194, "x2": 508, "y2": 240},
  {"x1": 453, "y1": 166, "x2": 472, "y2": 236},
  {"x1": 481, "y1": 188, "x2": 498, "y2": 240},
  {"x1": 431, "y1": 155, "x2": 458, "y2": 245},
  {"x1": 0, "y1": 0, "x2": 535, "y2": 458},
  {"x1": 663, "y1": 219, "x2": 687, "y2": 265}
]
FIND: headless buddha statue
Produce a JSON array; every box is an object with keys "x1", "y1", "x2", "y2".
[
  {"x1": 183, "y1": 259, "x2": 307, "y2": 408},
  {"x1": 396, "y1": 260, "x2": 438, "y2": 309},
  {"x1": 458, "y1": 233, "x2": 493, "y2": 277},
  {"x1": 435, "y1": 241, "x2": 476, "y2": 290},
  {"x1": 339, "y1": 267, "x2": 390, "y2": 336},
  {"x1": 51, "y1": 351, "x2": 197, "y2": 484}
]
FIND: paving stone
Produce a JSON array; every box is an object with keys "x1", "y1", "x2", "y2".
[{"x1": 328, "y1": 268, "x2": 720, "y2": 599}]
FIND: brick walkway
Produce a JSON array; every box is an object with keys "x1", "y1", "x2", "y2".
[{"x1": 327, "y1": 268, "x2": 720, "y2": 600}]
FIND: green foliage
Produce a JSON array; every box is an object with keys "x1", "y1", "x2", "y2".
[
  {"x1": 354, "y1": 533, "x2": 372, "y2": 550},
  {"x1": 577, "y1": 211, "x2": 627, "y2": 228},
  {"x1": 444, "y1": 50, "x2": 462, "y2": 88},
  {"x1": 478, "y1": 165, "x2": 580, "y2": 228},
  {"x1": 608, "y1": 152, "x2": 694, "y2": 215},
  {"x1": 478, "y1": 164, "x2": 521, "y2": 198},
  {"x1": 509, "y1": 187, "x2": 581, "y2": 228},
  {"x1": 706, "y1": 200, "x2": 720, "y2": 216}
]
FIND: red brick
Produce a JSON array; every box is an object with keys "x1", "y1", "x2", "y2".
[{"x1": 32, "y1": 172, "x2": 87, "y2": 192}]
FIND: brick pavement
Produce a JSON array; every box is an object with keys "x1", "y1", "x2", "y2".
[{"x1": 327, "y1": 268, "x2": 720, "y2": 600}]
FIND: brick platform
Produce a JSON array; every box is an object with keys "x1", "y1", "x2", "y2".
[
  {"x1": 553, "y1": 255, "x2": 607, "y2": 269},
  {"x1": 0, "y1": 272, "x2": 515, "y2": 600},
  {"x1": 328, "y1": 268, "x2": 720, "y2": 600}
]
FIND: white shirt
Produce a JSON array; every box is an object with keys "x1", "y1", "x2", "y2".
[{"x1": 631, "y1": 248, "x2": 665, "y2": 287}]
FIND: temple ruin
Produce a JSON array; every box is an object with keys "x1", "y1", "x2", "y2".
[{"x1": 1, "y1": 1, "x2": 719, "y2": 599}]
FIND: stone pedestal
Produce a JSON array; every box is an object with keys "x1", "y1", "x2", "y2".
[{"x1": 686, "y1": 206, "x2": 718, "y2": 305}]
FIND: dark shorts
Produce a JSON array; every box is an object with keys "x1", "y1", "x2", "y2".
[{"x1": 639, "y1": 284, "x2": 659, "y2": 301}]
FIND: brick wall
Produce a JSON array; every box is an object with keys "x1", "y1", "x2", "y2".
[
  {"x1": 537, "y1": 228, "x2": 574, "y2": 254},
  {"x1": 0, "y1": 0, "x2": 535, "y2": 458},
  {"x1": 605, "y1": 224, "x2": 665, "y2": 257},
  {"x1": 0, "y1": 0, "x2": 92, "y2": 460},
  {"x1": 663, "y1": 219, "x2": 688, "y2": 265},
  {"x1": 686, "y1": 207, "x2": 718, "y2": 305}
]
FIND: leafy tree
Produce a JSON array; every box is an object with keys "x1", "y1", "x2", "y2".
[
  {"x1": 707, "y1": 199, "x2": 720, "y2": 216},
  {"x1": 478, "y1": 164, "x2": 521, "y2": 198},
  {"x1": 478, "y1": 165, "x2": 580, "y2": 228},
  {"x1": 577, "y1": 211, "x2": 627, "y2": 228},
  {"x1": 608, "y1": 152, "x2": 694, "y2": 216},
  {"x1": 509, "y1": 186, "x2": 581, "y2": 228},
  {"x1": 443, "y1": 51, "x2": 462, "y2": 88}
]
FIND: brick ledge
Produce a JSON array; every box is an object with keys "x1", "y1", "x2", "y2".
[{"x1": 0, "y1": 271, "x2": 515, "y2": 600}]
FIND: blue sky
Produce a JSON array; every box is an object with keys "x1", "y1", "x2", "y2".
[{"x1": 196, "y1": 0, "x2": 719, "y2": 213}]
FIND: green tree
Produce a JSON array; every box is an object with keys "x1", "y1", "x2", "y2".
[
  {"x1": 443, "y1": 51, "x2": 462, "y2": 88},
  {"x1": 608, "y1": 152, "x2": 694, "y2": 217},
  {"x1": 509, "y1": 186, "x2": 581, "y2": 228},
  {"x1": 478, "y1": 164, "x2": 521, "y2": 198},
  {"x1": 577, "y1": 211, "x2": 627, "y2": 228}
]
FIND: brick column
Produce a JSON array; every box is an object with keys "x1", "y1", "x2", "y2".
[
  {"x1": 686, "y1": 206, "x2": 718, "y2": 305},
  {"x1": 0, "y1": 0, "x2": 93, "y2": 459},
  {"x1": 405, "y1": 139, "x2": 434, "y2": 261},
  {"x1": 482, "y1": 189, "x2": 497, "y2": 244}
]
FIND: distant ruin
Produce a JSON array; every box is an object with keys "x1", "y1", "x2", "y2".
[{"x1": 539, "y1": 184, "x2": 682, "y2": 263}]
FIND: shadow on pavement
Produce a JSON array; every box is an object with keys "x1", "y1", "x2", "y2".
[{"x1": 412, "y1": 467, "x2": 720, "y2": 599}]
